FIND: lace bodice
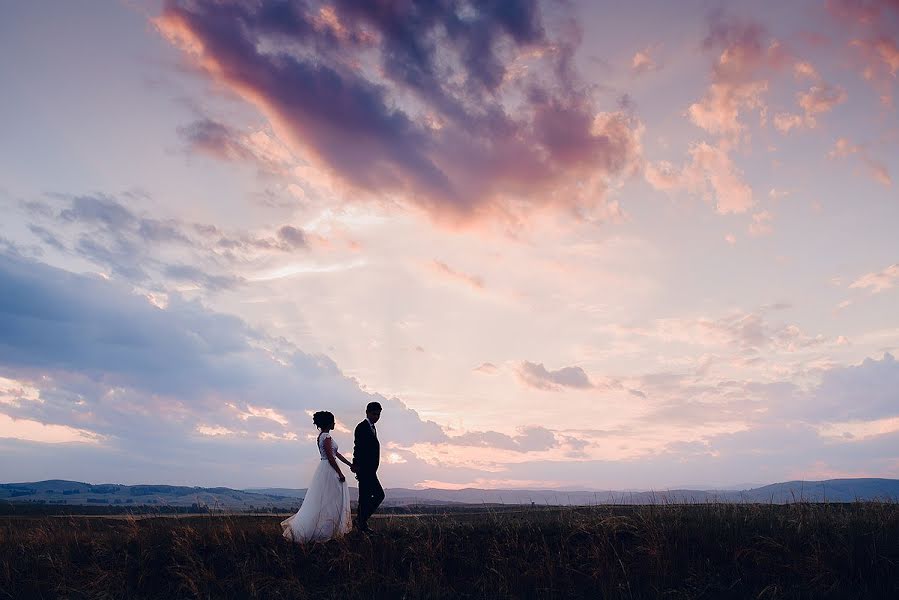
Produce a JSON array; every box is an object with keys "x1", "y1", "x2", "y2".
[{"x1": 317, "y1": 432, "x2": 337, "y2": 460}]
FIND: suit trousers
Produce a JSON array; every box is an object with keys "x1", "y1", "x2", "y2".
[{"x1": 356, "y1": 470, "x2": 384, "y2": 526}]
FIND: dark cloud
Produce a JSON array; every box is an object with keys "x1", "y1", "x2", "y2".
[
  {"x1": 177, "y1": 117, "x2": 294, "y2": 175},
  {"x1": 27, "y1": 225, "x2": 65, "y2": 251},
  {"x1": 137, "y1": 218, "x2": 191, "y2": 244},
  {"x1": 790, "y1": 353, "x2": 899, "y2": 422},
  {"x1": 21, "y1": 193, "x2": 314, "y2": 289},
  {"x1": 0, "y1": 251, "x2": 448, "y2": 459},
  {"x1": 60, "y1": 194, "x2": 136, "y2": 229},
  {"x1": 155, "y1": 0, "x2": 643, "y2": 224},
  {"x1": 517, "y1": 361, "x2": 593, "y2": 391},
  {"x1": 276, "y1": 225, "x2": 307, "y2": 249},
  {"x1": 2, "y1": 252, "x2": 896, "y2": 487},
  {"x1": 75, "y1": 235, "x2": 149, "y2": 281},
  {"x1": 0, "y1": 252, "x2": 254, "y2": 394},
  {"x1": 163, "y1": 264, "x2": 244, "y2": 290},
  {"x1": 0, "y1": 252, "x2": 594, "y2": 484},
  {"x1": 177, "y1": 118, "x2": 254, "y2": 162}
]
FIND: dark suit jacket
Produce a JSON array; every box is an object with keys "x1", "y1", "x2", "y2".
[{"x1": 353, "y1": 419, "x2": 380, "y2": 473}]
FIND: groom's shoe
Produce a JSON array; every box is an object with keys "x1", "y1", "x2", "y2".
[{"x1": 354, "y1": 518, "x2": 372, "y2": 534}]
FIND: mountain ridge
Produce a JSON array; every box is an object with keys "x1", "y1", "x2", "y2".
[{"x1": 2, "y1": 478, "x2": 898, "y2": 509}]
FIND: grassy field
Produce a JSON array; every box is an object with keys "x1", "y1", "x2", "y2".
[{"x1": 2, "y1": 503, "x2": 898, "y2": 599}]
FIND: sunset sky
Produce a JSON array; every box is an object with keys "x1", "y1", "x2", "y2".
[{"x1": 1, "y1": 0, "x2": 898, "y2": 490}]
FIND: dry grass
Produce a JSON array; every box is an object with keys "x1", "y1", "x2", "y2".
[{"x1": 2, "y1": 503, "x2": 898, "y2": 599}]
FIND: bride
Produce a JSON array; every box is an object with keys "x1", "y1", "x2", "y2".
[{"x1": 281, "y1": 411, "x2": 353, "y2": 542}]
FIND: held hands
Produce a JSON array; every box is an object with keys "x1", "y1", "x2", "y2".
[{"x1": 338, "y1": 473, "x2": 346, "y2": 483}]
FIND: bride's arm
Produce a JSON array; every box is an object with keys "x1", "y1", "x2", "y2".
[
  {"x1": 335, "y1": 451, "x2": 353, "y2": 468},
  {"x1": 323, "y1": 437, "x2": 345, "y2": 482}
]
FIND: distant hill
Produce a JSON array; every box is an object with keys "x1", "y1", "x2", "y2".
[
  {"x1": 0, "y1": 480, "x2": 301, "y2": 510},
  {"x1": 2, "y1": 478, "x2": 897, "y2": 510}
]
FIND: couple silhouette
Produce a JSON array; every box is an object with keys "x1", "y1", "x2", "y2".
[{"x1": 281, "y1": 402, "x2": 385, "y2": 542}]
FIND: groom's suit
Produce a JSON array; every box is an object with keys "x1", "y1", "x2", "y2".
[{"x1": 353, "y1": 418, "x2": 384, "y2": 529}]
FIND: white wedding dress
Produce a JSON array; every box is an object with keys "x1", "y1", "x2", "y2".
[{"x1": 281, "y1": 432, "x2": 352, "y2": 543}]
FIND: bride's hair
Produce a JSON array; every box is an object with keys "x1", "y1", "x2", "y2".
[{"x1": 312, "y1": 411, "x2": 335, "y2": 430}]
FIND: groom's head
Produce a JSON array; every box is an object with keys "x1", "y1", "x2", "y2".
[{"x1": 366, "y1": 401, "x2": 382, "y2": 424}]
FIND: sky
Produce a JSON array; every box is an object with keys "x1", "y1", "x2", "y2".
[{"x1": 0, "y1": 0, "x2": 897, "y2": 491}]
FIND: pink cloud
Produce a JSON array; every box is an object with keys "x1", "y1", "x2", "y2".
[
  {"x1": 799, "y1": 83, "x2": 848, "y2": 118},
  {"x1": 631, "y1": 46, "x2": 659, "y2": 74},
  {"x1": 772, "y1": 112, "x2": 805, "y2": 133},
  {"x1": 793, "y1": 61, "x2": 820, "y2": 80},
  {"x1": 828, "y1": 138, "x2": 892, "y2": 186},
  {"x1": 688, "y1": 15, "x2": 790, "y2": 139},
  {"x1": 0, "y1": 413, "x2": 103, "y2": 445},
  {"x1": 645, "y1": 141, "x2": 754, "y2": 214},
  {"x1": 849, "y1": 263, "x2": 899, "y2": 293},
  {"x1": 774, "y1": 83, "x2": 847, "y2": 133},
  {"x1": 606, "y1": 306, "x2": 832, "y2": 355},
  {"x1": 473, "y1": 362, "x2": 500, "y2": 375}
]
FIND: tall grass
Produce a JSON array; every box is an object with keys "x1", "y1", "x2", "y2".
[{"x1": 2, "y1": 502, "x2": 898, "y2": 598}]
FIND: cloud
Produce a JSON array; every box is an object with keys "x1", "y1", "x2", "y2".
[
  {"x1": 605, "y1": 305, "x2": 830, "y2": 356},
  {"x1": 772, "y1": 112, "x2": 804, "y2": 133},
  {"x1": 473, "y1": 362, "x2": 499, "y2": 375},
  {"x1": 774, "y1": 83, "x2": 847, "y2": 133},
  {"x1": 0, "y1": 251, "x2": 448, "y2": 449},
  {"x1": 2, "y1": 257, "x2": 897, "y2": 489},
  {"x1": 21, "y1": 194, "x2": 319, "y2": 291},
  {"x1": 747, "y1": 210, "x2": 774, "y2": 237},
  {"x1": 792, "y1": 61, "x2": 819, "y2": 80},
  {"x1": 276, "y1": 225, "x2": 307, "y2": 249},
  {"x1": 687, "y1": 14, "x2": 788, "y2": 138},
  {"x1": 429, "y1": 260, "x2": 485, "y2": 290},
  {"x1": 784, "y1": 353, "x2": 899, "y2": 422},
  {"x1": 798, "y1": 84, "x2": 848, "y2": 119},
  {"x1": 0, "y1": 252, "x2": 589, "y2": 484},
  {"x1": 154, "y1": 0, "x2": 643, "y2": 225},
  {"x1": 829, "y1": 0, "x2": 899, "y2": 102},
  {"x1": 827, "y1": 0, "x2": 897, "y2": 24},
  {"x1": 828, "y1": 138, "x2": 892, "y2": 186},
  {"x1": 0, "y1": 413, "x2": 104, "y2": 445},
  {"x1": 645, "y1": 141, "x2": 753, "y2": 214},
  {"x1": 850, "y1": 263, "x2": 899, "y2": 293},
  {"x1": 178, "y1": 118, "x2": 255, "y2": 162},
  {"x1": 178, "y1": 118, "x2": 296, "y2": 174},
  {"x1": 517, "y1": 361, "x2": 594, "y2": 391},
  {"x1": 163, "y1": 264, "x2": 243, "y2": 291},
  {"x1": 27, "y1": 225, "x2": 65, "y2": 252},
  {"x1": 447, "y1": 426, "x2": 558, "y2": 453},
  {"x1": 631, "y1": 47, "x2": 658, "y2": 74}
]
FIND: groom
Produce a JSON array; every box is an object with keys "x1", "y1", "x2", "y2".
[{"x1": 351, "y1": 401, "x2": 384, "y2": 533}]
